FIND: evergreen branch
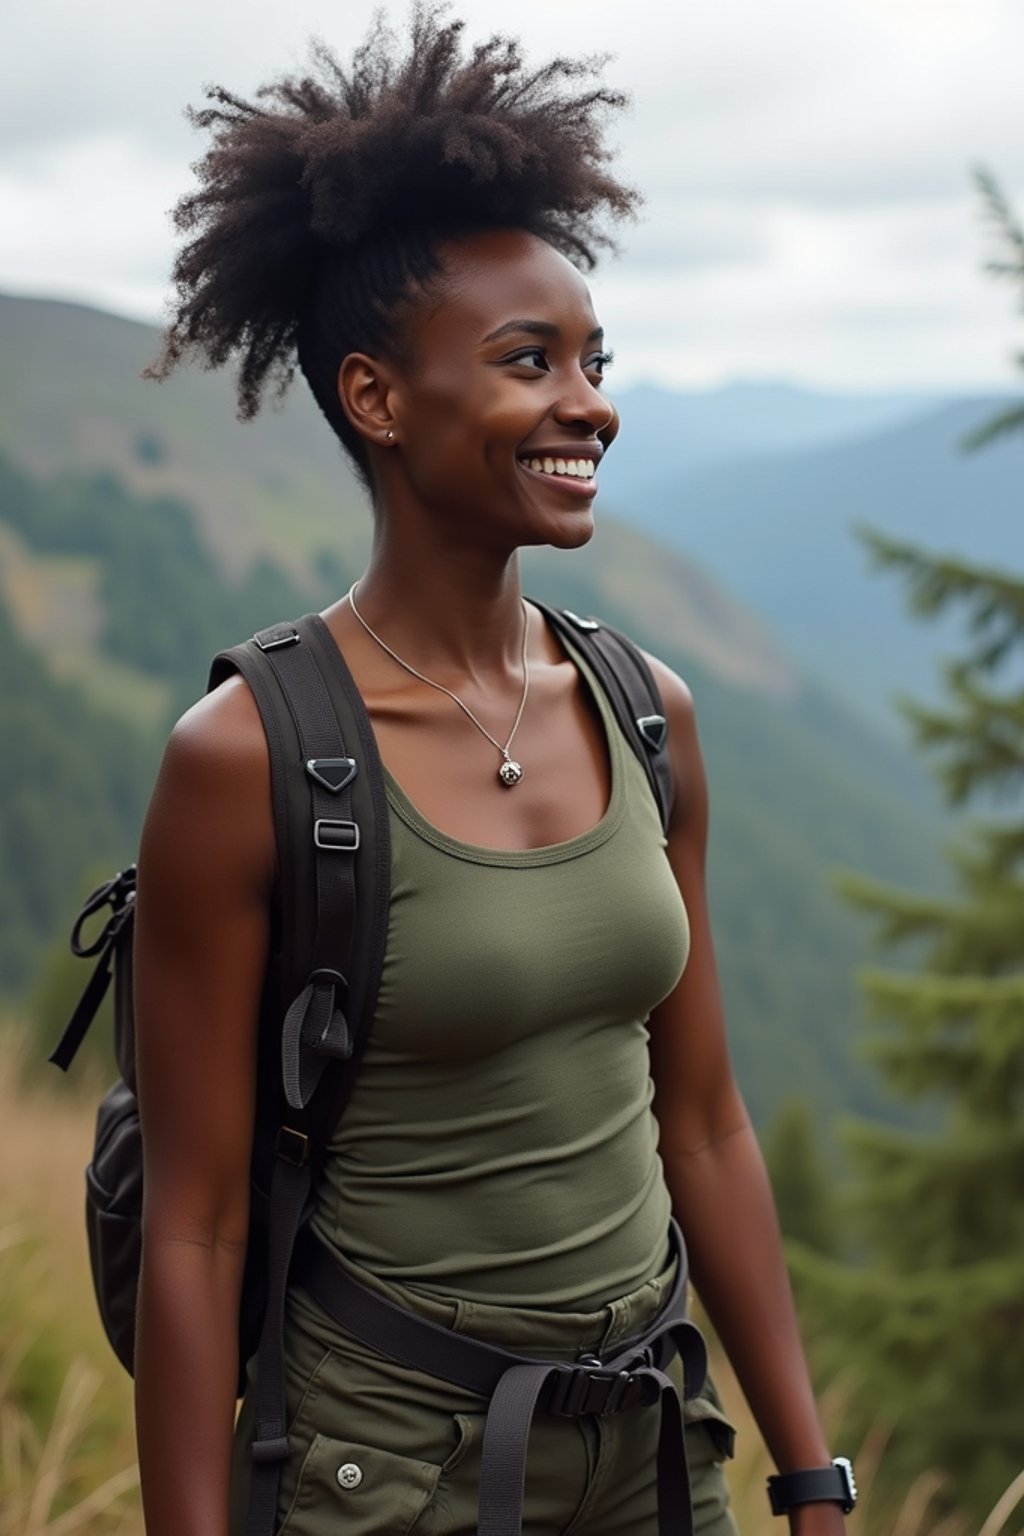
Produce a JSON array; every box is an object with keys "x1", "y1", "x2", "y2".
[
  {"x1": 966, "y1": 166, "x2": 1024, "y2": 449},
  {"x1": 891, "y1": 675, "x2": 1024, "y2": 806},
  {"x1": 947, "y1": 819, "x2": 1024, "y2": 880},
  {"x1": 829, "y1": 867, "x2": 965, "y2": 943},
  {"x1": 855, "y1": 969, "x2": 1024, "y2": 1011},
  {"x1": 972, "y1": 163, "x2": 1024, "y2": 286},
  {"x1": 853, "y1": 524, "x2": 1024, "y2": 632},
  {"x1": 959, "y1": 404, "x2": 1024, "y2": 453}
]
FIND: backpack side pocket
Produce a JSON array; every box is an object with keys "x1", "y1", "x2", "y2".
[{"x1": 85, "y1": 1078, "x2": 144, "y2": 1374}]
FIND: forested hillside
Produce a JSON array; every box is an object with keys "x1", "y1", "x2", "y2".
[
  {"x1": 0, "y1": 292, "x2": 957, "y2": 1130},
  {"x1": 0, "y1": 599, "x2": 154, "y2": 992},
  {"x1": 1, "y1": 446, "x2": 949, "y2": 1130}
]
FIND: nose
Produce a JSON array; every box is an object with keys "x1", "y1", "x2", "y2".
[{"x1": 552, "y1": 367, "x2": 616, "y2": 436}]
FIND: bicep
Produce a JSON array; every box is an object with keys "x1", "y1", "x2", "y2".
[
  {"x1": 134, "y1": 680, "x2": 274, "y2": 1247},
  {"x1": 645, "y1": 658, "x2": 750, "y2": 1157}
]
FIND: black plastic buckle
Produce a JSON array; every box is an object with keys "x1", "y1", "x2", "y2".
[
  {"x1": 254, "y1": 623, "x2": 300, "y2": 652},
  {"x1": 548, "y1": 1365, "x2": 641, "y2": 1417},
  {"x1": 306, "y1": 757, "x2": 358, "y2": 794},
  {"x1": 636, "y1": 714, "x2": 668, "y2": 752},
  {"x1": 313, "y1": 819, "x2": 360, "y2": 851},
  {"x1": 275, "y1": 1126, "x2": 310, "y2": 1166},
  {"x1": 562, "y1": 609, "x2": 600, "y2": 631}
]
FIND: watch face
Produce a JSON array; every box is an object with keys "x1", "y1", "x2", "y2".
[{"x1": 833, "y1": 1456, "x2": 858, "y2": 1508}]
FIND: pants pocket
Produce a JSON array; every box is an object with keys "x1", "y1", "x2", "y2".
[
  {"x1": 278, "y1": 1433, "x2": 443, "y2": 1536},
  {"x1": 683, "y1": 1368, "x2": 738, "y2": 1463}
]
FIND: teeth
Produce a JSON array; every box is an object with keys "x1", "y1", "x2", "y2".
[{"x1": 523, "y1": 457, "x2": 596, "y2": 480}]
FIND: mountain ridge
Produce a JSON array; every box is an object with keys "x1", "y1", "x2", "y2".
[{"x1": 0, "y1": 291, "x2": 961, "y2": 1133}]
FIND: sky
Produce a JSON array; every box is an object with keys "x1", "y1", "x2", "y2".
[{"x1": 3, "y1": 0, "x2": 1024, "y2": 394}]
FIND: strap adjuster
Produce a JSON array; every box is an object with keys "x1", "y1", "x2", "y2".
[
  {"x1": 547, "y1": 1365, "x2": 649, "y2": 1417},
  {"x1": 275, "y1": 1126, "x2": 310, "y2": 1166},
  {"x1": 313, "y1": 819, "x2": 360, "y2": 851},
  {"x1": 562, "y1": 609, "x2": 600, "y2": 632},
  {"x1": 636, "y1": 714, "x2": 668, "y2": 752},
  {"x1": 306, "y1": 757, "x2": 358, "y2": 794},
  {"x1": 253, "y1": 623, "x2": 300, "y2": 652}
]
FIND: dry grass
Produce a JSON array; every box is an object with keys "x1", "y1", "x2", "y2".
[
  {"x1": 0, "y1": 1025, "x2": 141, "y2": 1535},
  {"x1": 1, "y1": 1020, "x2": 1019, "y2": 1536},
  {"x1": 703, "y1": 1341, "x2": 983, "y2": 1536}
]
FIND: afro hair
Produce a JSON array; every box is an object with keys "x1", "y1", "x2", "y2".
[{"x1": 144, "y1": 3, "x2": 640, "y2": 486}]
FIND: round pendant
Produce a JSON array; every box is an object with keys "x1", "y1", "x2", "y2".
[{"x1": 498, "y1": 758, "x2": 524, "y2": 787}]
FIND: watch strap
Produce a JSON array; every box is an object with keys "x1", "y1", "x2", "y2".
[{"x1": 767, "y1": 1457, "x2": 857, "y2": 1516}]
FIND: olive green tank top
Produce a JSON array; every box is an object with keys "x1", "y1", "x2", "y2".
[{"x1": 310, "y1": 627, "x2": 690, "y2": 1309}]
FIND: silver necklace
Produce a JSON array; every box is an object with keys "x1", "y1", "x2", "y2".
[{"x1": 347, "y1": 581, "x2": 530, "y2": 788}]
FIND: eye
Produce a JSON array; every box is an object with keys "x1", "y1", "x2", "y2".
[
  {"x1": 585, "y1": 349, "x2": 615, "y2": 381},
  {"x1": 504, "y1": 347, "x2": 550, "y2": 371}
]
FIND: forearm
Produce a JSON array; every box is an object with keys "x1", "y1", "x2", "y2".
[
  {"x1": 663, "y1": 1121, "x2": 831, "y2": 1474},
  {"x1": 134, "y1": 1232, "x2": 247, "y2": 1536}
]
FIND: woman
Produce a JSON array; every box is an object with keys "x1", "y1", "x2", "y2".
[{"x1": 133, "y1": 8, "x2": 852, "y2": 1535}]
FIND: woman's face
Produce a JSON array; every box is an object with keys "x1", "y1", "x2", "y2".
[{"x1": 380, "y1": 228, "x2": 620, "y2": 552}]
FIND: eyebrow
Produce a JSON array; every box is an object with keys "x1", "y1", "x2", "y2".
[{"x1": 483, "y1": 319, "x2": 605, "y2": 345}]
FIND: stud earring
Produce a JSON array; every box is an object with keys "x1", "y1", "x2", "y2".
[{"x1": 385, "y1": 429, "x2": 394, "y2": 441}]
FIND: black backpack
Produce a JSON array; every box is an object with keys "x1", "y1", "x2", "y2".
[{"x1": 49, "y1": 600, "x2": 677, "y2": 1526}]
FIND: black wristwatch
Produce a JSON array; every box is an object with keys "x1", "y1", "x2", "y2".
[{"x1": 767, "y1": 1456, "x2": 858, "y2": 1516}]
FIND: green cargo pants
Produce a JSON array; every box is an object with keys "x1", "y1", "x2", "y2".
[{"x1": 229, "y1": 1242, "x2": 739, "y2": 1536}]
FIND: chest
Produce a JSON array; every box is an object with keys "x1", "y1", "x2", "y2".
[
  {"x1": 360, "y1": 656, "x2": 612, "y2": 851},
  {"x1": 374, "y1": 786, "x2": 691, "y2": 1062}
]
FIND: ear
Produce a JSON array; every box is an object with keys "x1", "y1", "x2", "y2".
[{"x1": 336, "y1": 352, "x2": 400, "y2": 449}]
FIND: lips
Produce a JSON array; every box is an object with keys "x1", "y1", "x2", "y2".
[
  {"x1": 519, "y1": 454, "x2": 595, "y2": 481},
  {"x1": 516, "y1": 444, "x2": 602, "y2": 498},
  {"x1": 517, "y1": 457, "x2": 598, "y2": 497}
]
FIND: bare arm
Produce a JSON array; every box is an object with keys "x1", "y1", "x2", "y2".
[
  {"x1": 133, "y1": 676, "x2": 275, "y2": 1536},
  {"x1": 645, "y1": 654, "x2": 846, "y2": 1536}
]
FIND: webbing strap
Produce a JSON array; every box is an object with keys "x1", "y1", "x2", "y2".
[
  {"x1": 477, "y1": 1360, "x2": 693, "y2": 1536},
  {"x1": 254, "y1": 619, "x2": 359, "y2": 1110},
  {"x1": 589, "y1": 621, "x2": 675, "y2": 829},
  {"x1": 293, "y1": 1218, "x2": 707, "y2": 1536},
  {"x1": 49, "y1": 867, "x2": 137, "y2": 1072},
  {"x1": 239, "y1": 617, "x2": 367, "y2": 1536},
  {"x1": 529, "y1": 602, "x2": 674, "y2": 834},
  {"x1": 244, "y1": 1153, "x2": 312, "y2": 1536}
]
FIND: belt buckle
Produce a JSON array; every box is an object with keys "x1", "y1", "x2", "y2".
[{"x1": 549, "y1": 1359, "x2": 638, "y2": 1417}]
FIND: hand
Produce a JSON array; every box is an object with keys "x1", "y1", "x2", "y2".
[{"x1": 788, "y1": 1503, "x2": 850, "y2": 1536}]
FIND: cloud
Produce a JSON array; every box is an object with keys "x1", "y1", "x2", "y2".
[{"x1": 2, "y1": 0, "x2": 1023, "y2": 389}]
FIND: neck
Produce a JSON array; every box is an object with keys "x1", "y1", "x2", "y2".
[{"x1": 352, "y1": 532, "x2": 530, "y2": 684}]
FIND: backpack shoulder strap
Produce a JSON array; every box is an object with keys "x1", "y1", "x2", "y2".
[
  {"x1": 207, "y1": 613, "x2": 391, "y2": 1536},
  {"x1": 529, "y1": 599, "x2": 675, "y2": 834},
  {"x1": 206, "y1": 613, "x2": 391, "y2": 1115}
]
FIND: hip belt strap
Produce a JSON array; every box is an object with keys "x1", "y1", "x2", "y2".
[{"x1": 290, "y1": 1220, "x2": 708, "y2": 1536}]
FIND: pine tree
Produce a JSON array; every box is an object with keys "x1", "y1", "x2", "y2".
[
  {"x1": 960, "y1": 164, "x2": 1024, "y2": 452},
  {"x1": 788, "y1": 172, "x2": 1024, "y2": 1524},
  {"x1": 792, "y1": 536, "x2": 1024, "y2": 1523}
]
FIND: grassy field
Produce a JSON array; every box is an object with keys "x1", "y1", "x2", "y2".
[{"x1": 1, "y1": 1023, "x2": 1015, "y2": 1536}]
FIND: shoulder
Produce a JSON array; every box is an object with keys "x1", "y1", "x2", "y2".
[
  {"x1": 164, "y1": 670, "x2": 269, "y2": 782},
  {"x1": 640, "y1": 648, "x2": 699, "y2": 761},
  {"x1": 640, "y1": 649, "x2": 696, "y2": 734},
  {"x1": 144, "y1": 671, "x2": 275, "y2": 894}
]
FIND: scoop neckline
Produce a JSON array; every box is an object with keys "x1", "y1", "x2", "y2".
[{"x1": 381, "y1": 619, "x2": 626, "y2": 868}]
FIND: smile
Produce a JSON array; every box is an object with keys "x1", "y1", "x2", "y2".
[{"x1": 518, "y1": 457, "x2": 599, "y2": 496}]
